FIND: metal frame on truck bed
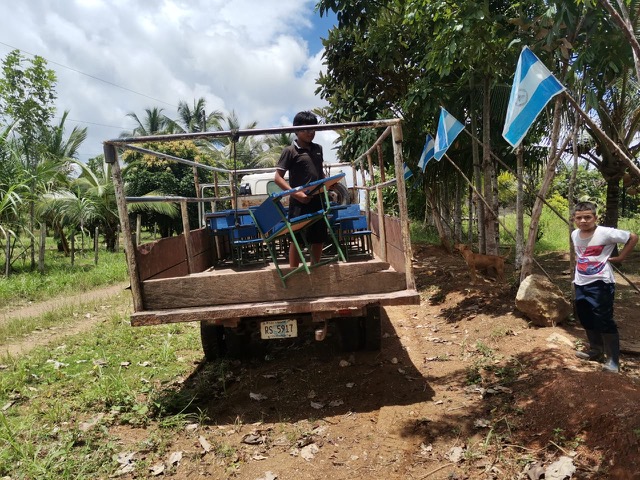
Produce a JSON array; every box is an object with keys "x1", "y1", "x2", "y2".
[{"x1": 103, "y1": 118, "x2": 419, "y2": 359}]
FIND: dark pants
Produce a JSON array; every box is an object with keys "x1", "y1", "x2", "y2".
[
  {"x1": 574, "y1": 281, "x2": 618, "y2": 334},
  {"x1": 288, "y1": 197, "x2": 328, "y2": 245}
]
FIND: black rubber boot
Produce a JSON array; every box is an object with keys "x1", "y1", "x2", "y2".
[
  {"x1": 602, "y1": 333, "x2": 620, "y2": 373},
  {"x1": 575, "y1": 330, "x2": 604, "y2": 362}
]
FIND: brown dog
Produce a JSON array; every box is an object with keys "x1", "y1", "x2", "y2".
[{"x1": 454, "y1": 244, "x2": 506, "y2": 284}]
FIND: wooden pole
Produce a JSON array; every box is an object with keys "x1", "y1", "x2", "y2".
[
  {"x1": 5, "y1": 232, "x2": 10, "y2": 277},
  {"x1": 136, "y1": 214, "x2": 142, "y2": 246},
  {"x1": 71, "y1": 233, "x2": 75, "y2": 266},
  {"x1": 105, "y1": 144, "x2": 144, "y2": 311},
  {"x1": 39, "y1": 224, "x2": 45, "y2": 273},
  {"x1": 94, "y1": 226, "x2": 99, "y2": 266},
  {"x1": 180, "y1": 200, "x2": 194, "y2": 274},
  {"x1": 391, "y1": 124, "x2": 415, "y2": 290}
]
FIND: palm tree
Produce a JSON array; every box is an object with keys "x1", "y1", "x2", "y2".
[
  {"x1": 123, "y1": 107, "x2": 169, "y2": 137},
  {"x1": 43, "y1": 111, "x2": 87, "y2": 163},
  {"x1": 165, "y1": 98, "x2": 224, "y2": 133}
]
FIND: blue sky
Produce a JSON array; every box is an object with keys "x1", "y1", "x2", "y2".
[{"x1": 0, "y1": 0, "x2": 339, "y2": 161}]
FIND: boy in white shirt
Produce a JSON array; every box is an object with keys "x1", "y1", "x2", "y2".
[{"x1": 572, "y1": 201, "x2": 638, "y2": 373}]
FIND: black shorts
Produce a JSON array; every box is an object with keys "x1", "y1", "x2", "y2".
[{"x1": 288, "y1": 197, "x2": 328, "y2": 245}]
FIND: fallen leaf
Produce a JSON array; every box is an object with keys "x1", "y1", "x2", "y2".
[
  {"x1": 256, "y1": 472, "x2": 278, "y2": 480},
  {"x1": 198, "y1": 436, "x2": 212, "y2": 453},
  {"x1": 242, "y1": 433, "x2": 265, "y2": 445},
  {"x1": 185, "y1": 423, "x2": 198, "y2": 432},
  {"x1": 115, "y1": 451, "x2": 136, "y2": 465},
  {"x1": 250, "y1": 392, "x2": 268, "y2": 401},
  {"x1": 445, "y1": 446, "x2": 465, "y2": 463},
  {"x1": 300, "y1": 443, "x2": 320, "y2": 461},
  {"x1": 149, "y1": 463, "x2": 165, "y2": 476},
  {"x1": 474, "y1": 418, "x2": 491, "y2": 428},
  {"x1": 252, "y1": 454, "x2": 268, "y2": 460},
  {"x1": 545, "y1": 456, "x2": 576, "y2": 480},
  {"x1": 310, "y1": 401, "x2": 324, "y2": 410},
  {"x1": 168, "y1": 451, "x2": 182, "y2": 466},
  {"x1": 78, "y1": 413, "x2": 104, "y2": 432}
]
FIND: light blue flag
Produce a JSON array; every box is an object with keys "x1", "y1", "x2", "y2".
[
  {"x1": 434, "y1": 108, "x2": 464, "y2": 161},
  {"x1": 417, "y1": 133, "x2": 435, "y2": 172},
  {"x1": 502, "y1": 46, "x2": 565, "y2": 148},
  {"x1": 403, "y1": 163, "x2": 413, "y2": 180}
]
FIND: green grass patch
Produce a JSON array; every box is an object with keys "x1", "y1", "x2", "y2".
[
  {"x1": 0, "y1": 292, "x2": 130, "y2": 342},
  {"x1": 0, "y1": 247, "x2": 128, "y2": 309},
  {"x1": 0, "y1": 308, "x2": 209, "y2": 479}
]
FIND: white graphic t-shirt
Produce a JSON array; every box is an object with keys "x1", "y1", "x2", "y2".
[{"x1": 572, "y1": 226, "x2": 630, "y2": 285}]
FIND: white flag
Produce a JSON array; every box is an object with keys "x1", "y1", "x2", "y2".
[{"x1": 502, "y1": 46, "x2": 565, "y2": 148}]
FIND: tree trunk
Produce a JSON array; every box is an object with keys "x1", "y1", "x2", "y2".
[
  {"x1": 454, "y1": 177, "x2": 462, "y2": 243},
  {"x1": 482, "y1": 77, "x2": 498, "y2": 255},
  {"x1": 603, "y1": 177, "x2": 621, "y2": 227},
  {"x1": 426, "y1": 186, "x2": 451, "y2": 252},
  {"x1": 470, "y1": 76, "x2": 484, "y2": 253},
  {"x1": 520, "y1": 96, "x2": 564, "y2": 282},
  {"x1": 515, "y1": 146, "x2": 524, "y2": 271}
]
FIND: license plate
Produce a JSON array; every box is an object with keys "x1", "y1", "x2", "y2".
[{"x1": 260, "y1": 319, "x2": 298, "y2": 339}]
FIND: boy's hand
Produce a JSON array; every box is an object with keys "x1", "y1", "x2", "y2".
[{"x1": 293, "y1": 191, "x2": 311, "y2": 204}]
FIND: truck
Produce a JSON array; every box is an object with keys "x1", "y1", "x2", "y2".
[{"x1": 104, "y1": 118, "x2": 419, "y2": 360}]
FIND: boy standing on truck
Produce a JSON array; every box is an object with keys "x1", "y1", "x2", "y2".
[
  {"x1": 274, "y1": 111, "x2": 327, "y2": 268},
  {"x1": 572, "y1": 201, "x2": 638, "y2": 373}
]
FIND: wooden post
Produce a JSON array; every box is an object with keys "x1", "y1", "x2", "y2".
[
  {"x1": 376, "y1": 185, "x2": 387, "y2": 262},
  {"x1": 105, "y1": 144, "x2": 144, "y2": 312},
  {"x1": 116, "y1": 225, "x2": 120, "y2": 253},
  {"x1": 94, "y1": 226, "x2": 99, "y2": 265},
  {"x1": 180, "y1": 199, "x2": 194, "y2": 274},
  {"x1": 71, "y1": 233, "x2": 75, "y2": 266},
  {"x1": 39, "y1": 224, "x2": 46, "y2": 273},
  {"x1": 136, "y1": 214, "x2": 142, "y2": 246},
  {"x1": 391, "y1": 123, "x2": 415, "y2": 290},
  {"x1": 5, "y1": 232, "x2": 10, "y2": 277}
]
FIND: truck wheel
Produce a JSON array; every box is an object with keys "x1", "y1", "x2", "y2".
[
  {"x1": 362, "y1": 306, "x2": 382, "y2": 351},
  {"x1": 200, "y1": 323, "x2": 226, "y2": 361},
  {"x1": 224, "y1": 328, "x2": 252, "y2": 358},
  {"x1": 329, "y1": 183, "x2": 351, "y2": 205},
  {"x1": 338, "y1": 317, "x2": 361, "y2": 352}
]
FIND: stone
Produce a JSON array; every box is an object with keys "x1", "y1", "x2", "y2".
[{"x1": 515, "y1": 274, "x2": 571, "y2": 327}]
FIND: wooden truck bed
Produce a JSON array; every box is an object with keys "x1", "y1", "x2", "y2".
[{"x1": 130, "y1": 212, "x2": 419, "y2": 327}]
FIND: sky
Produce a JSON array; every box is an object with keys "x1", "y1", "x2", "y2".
[{"x1": 0, "y1": 0, "x2": 339, "y2": 162}]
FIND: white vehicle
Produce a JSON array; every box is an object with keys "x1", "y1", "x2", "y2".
[{"x1": 237, "y1": 163, "x2": 368, "y2": 209}]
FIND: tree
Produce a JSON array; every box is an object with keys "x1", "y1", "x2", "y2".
[
  {"x1": 0, "y1": 49, "x2": 57, "y2": 268},
  {"x1": 123, "y1": 107, "x2": 169, "y2": 137},
  {"x1": 166, "y1": 98, "x2": 224, "y2": 134}
]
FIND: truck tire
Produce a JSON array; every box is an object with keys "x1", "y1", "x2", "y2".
[
  {"x1": 200, "y1": 323, "x2": 226, "y2": 361},
  {"x1": 338, "y1": 317, "x2": 361, "y2": 352},
  {"x1": 329, "y1": 183, "x2": 351, "y2": 205},
  {"x1": 200, "y1": 323, "x2": 252, "y2": 360},
  {"x1": 362, "y1": 306, "x2": 382, "y2": 351}
]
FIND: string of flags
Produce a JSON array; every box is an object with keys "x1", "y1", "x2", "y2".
[{"x1": 402, "y1": 46, "x2": 564, "y2": 182}]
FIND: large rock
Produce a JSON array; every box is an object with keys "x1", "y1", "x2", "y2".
[{"x1": 515, "y1": 274, "x2": 572, "y2": 327}]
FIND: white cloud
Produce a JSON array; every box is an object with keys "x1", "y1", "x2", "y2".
[{"x1": 0, "y1": 0, "x2": 337, "y2": 160}]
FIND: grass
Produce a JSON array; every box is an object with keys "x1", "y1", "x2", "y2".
[
  {"x1": 0, "y1": 306, "x2": 208, "y2": 479},
  {"x1": 0, "y1": 244, "x2": 128, "y2": 309},
  {"x1": 415, "y1": 204, "x2": 640, "y2": 254}
]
